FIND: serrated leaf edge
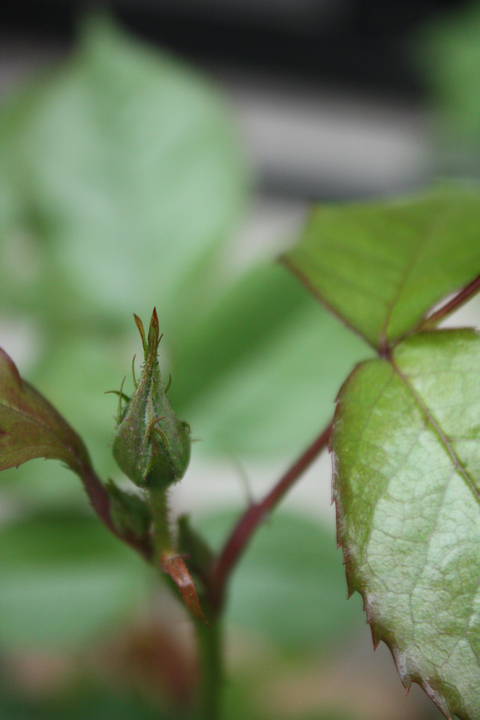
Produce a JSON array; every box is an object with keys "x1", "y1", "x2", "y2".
[{"x1": 330, "y1": 357, "x2": 470, "y2": 720}]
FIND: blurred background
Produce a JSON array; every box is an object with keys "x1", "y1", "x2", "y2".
[{"x1": 0, "y1": 1, "x2": 479, "y2": 718}]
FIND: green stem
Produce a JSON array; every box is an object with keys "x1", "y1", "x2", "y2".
[
  {"x1": 148, "y1": 486, "x2": 172, "y2": 560},
  {"x1": 195, "y1": 613, "x2": 223, "y2": 720}
]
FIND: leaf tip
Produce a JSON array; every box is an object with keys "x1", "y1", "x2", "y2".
[
  {"x1": 0, "y1": 347, "x2": 22, "y2": 386},
  {"x1": 133, "y1": 314, "x2": 148, "y2": 355}
]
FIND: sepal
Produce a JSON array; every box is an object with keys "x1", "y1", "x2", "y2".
[{"x1": 106, "y1": 480, "x2": 152, "y2": 538}]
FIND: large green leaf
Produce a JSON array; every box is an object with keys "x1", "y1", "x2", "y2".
[
  {"x1": 170, "y1": 262, "x2": 371, "y2": 456},
  {"x1": 0, "y1": 13, "x2": 247, "y2": 324},
  {"x1": 283, "y1": 185, "x2": 480, "y2": 350},
  {"x1": 0, "y1": 513, "x2": 150, "y2": 649},
  {"x1": 332, "y1": 329, "x2": 480, "y2": 718}
]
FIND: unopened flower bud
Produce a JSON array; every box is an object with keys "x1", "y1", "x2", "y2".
[{"x1": 113, "y1": 309, "x2": 191, "y2": 490}]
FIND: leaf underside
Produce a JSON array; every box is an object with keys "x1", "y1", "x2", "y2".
[
  {"x1": 332, "y1": 329, "x2": 480, "y2": 719},
  {"x1": 283, "y1": 185, "x2": 480, "y2": 349}
]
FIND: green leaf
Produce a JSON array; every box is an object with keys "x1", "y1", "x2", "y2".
[
  {"x1": 199, "y1": 511, "x2": 363, "y2": 651},
  {"x1": 0, "y1": 13, "x2": 247, "y2": 324},
  {"x1": 170, "y1": 262, "x2": 371, "y2": 456},
  {"x1": 332, "y1": 329, "x2": 480, "y2": 718},
  {"x1": 413, "y1": 3, "x2": 480, "y2": 139},
  {"x1": 0, "y1": 347, "x2": 90, "y2": 475},
  {"x1": 283, "y1": 185, "x2": 480, "y2": 350},
  {"x1": 0, "y1": 513, "x2": 149, "y2": 650}
]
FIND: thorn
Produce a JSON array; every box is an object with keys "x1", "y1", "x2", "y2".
[
  {"x1": 164, "y1": 373, "x2": 172, "y2": 393},
  {"x1": 181, "y1": 420, "x2": 191, "y2": 433},
  {"x1": 403, "y1": 676, "x2": 412, "y2": 695},
  {"x1": 370, "y1": 623, "x2": 382, "y2": 650},
  {"x1": 347, "y1": 590, "x2": 353, "y2": 599}
]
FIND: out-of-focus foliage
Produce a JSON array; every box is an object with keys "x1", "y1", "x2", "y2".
[
  {"x1": 415, "y1": 1, "x2": 480, "y2": 138},
  {"x1": 0, "y1": 512, "x2": 151, "y2": 650},
  {"x1": 0, "y1": 11, "x2": 250, "y2": 497},
  {"x1": 198, "y1": 511, "x2": 363, "y2": 652},
  {"x1": 0, "y1": 13, "x2": 246, "y2": 325},
  {"x1": 172, "y1": 262, "x2": 371, "y2": 455},
  {"x1": 413, "y1": 1, "x2": 480, "y2": 174},
  {"x1": 0, "y1": 12, "x2": 368, "y2": 711}
]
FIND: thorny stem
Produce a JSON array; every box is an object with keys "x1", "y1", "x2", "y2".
[
  {"x1": 418, "y1": 272, "x2": 480, "y2": 331},
  {"x1": 209, "y1": 421, "x2": 333, "y2": 610}
]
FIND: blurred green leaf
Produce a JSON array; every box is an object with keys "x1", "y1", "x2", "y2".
[
  {"x1": 0, "y1": 347, "x2": 90, "y2": 475},
  {"x1": 414, "y1": 2, "x2": 480, "y2": 139},
  {"x1": 171, "y1": 262, "x2": 371, "y2": 456},
  {"x1": 332, "y1": 329, "x2": 480, "y2": 718},
  {"x1": 0, "y1": 11, "x2": 250, "y2": 509},
  {"x1": 199, "y1": 511, "x2": 363, "y2": 651},
  {"x1": 0, "y1": 677, "x2": 177, "y2": 720},
  {"x1": 0, "y1": 13, "x2": 247, "y2": 325},
  {"x1": 0, "y1": 513, "x2": 150, "y2": 650},
  {"x1": 283, "y1": 185, "x2": 480, "y2": 350}
]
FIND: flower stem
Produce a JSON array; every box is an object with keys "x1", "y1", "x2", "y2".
[{"x1": 195, "y1": 612, "x2": 223, "y2": 720}]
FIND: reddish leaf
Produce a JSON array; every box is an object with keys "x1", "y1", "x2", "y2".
[{"x1": 0, "y1": 348, "x2": 91, "y2": 475}]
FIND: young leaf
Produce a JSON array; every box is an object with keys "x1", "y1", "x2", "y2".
[
  {"x1": 331, "y1": 329, "x2": 480, "y2": 718},
  {"x1": 0, "y1": 347, "x2": 90, "y2": 476},
  {"x1": 283, "y1": 185, "x2": 480, "y2": 350}
]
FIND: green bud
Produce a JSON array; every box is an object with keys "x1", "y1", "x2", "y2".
[{"x1": 112, "y1": 309, "x2": 191, "y2": 489}]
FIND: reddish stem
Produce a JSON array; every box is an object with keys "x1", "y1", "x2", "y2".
[
  {"x1": 210, "y1": 422, "x2": 332, "y2": 609},
  {"x1": 419, "y1": 273, "x2": 480, "y2": 331}
]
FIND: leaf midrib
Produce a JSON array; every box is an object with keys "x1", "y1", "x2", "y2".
[{"x1": 391, "y1": 358, "x2": 480, "y2": 506}]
